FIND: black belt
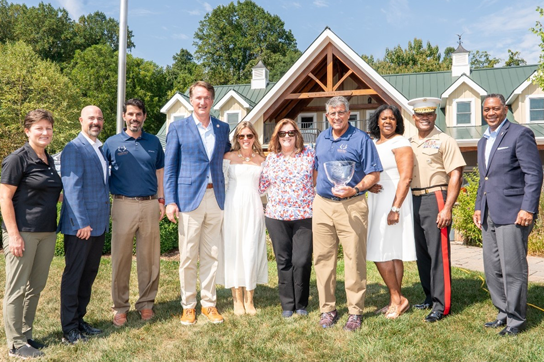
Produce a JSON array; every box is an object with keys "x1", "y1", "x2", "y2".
[
  {"x1": 113, "y1": 194, "x2": 157, "y2": 201},
  {"x1": 320, "y1": 192, "x2": 365, "y2": 202}
]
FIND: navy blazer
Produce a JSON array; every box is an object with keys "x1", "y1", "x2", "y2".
[
  {"x1": 475, "y1": 120, "x2": 543, "y2": 225},
  {"x1": 58, "y1": 133, "x2": 110, "y2": 236},
  {"x1": 164, "y1": 115, "x2": 231, "y2": 212}
]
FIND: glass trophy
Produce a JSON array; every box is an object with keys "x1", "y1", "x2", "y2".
[{"x1": 323, "y1": 161, "x2": 355, "y2": 193}]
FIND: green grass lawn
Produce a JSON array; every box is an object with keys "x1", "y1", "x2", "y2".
[{"x1": 1, "y1": 256, "x2": 544, "y2": 361}]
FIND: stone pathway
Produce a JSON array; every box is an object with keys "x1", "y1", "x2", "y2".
[{"x1": 451, "y1": 241, "x2": 544, "y2": 283}]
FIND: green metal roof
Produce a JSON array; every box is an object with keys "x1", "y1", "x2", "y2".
[{"x1": 383, "y1": 65, "x2": 539, "y2": 139}]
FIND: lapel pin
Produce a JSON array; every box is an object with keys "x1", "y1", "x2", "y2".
[{"x1": 216, "y1": 124, "x2": 219, "y2": 128}]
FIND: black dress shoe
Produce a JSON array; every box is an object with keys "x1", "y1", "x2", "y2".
[
  {"x1": 62, "y1": 329, "x2": 88, "y2": 344},
  {"x1": 498, "y1": 326, "x2": 522, "y2": 336},
  {"x1": 424, "y1": 311, "x2": 444, "y2": 323},
  {"x1": 79, "y1": 321, "x2": 103, "y2": 335},
  {"x1": 484, "y1": 319, "x2": 506, "y2": 328},
  {"x1": 414, "y1": 302, "x2": 432, "y2": 310},
  {"x1": 27, "y1": 338, "x2": 45, "y2": 350}
]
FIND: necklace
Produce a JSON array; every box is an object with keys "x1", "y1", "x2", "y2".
[{"x1": 238, "y1": 152, "x2": 255, "y2": 162}]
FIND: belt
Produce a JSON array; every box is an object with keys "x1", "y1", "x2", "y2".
[
  {"x1": 206, "y1": 183, "x2": 213, "y2": 189},
  {"x1": 412, "y1": 185, "x2": 448, "y2": 196},
  {"x1": 320, "y1": 192, "x2": 364, "y2": 202},
  {"x1": 113, "y1": 194, "x2": 157, "y2": 201}
]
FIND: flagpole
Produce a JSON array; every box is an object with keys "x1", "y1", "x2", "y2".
[{"x1": 116, "y1": 0, "x2": 128, "y2": 134}]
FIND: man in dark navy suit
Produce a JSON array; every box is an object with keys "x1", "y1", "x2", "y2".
[
  {"x1": 473, "y1": 94, "x2": 543, "y2": 336},
  {"x1": 59, "y1": 106, "x2": 110, "y2": 344}
]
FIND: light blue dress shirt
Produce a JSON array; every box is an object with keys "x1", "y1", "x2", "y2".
[
  {"x1": 194, "y1": 116, "x2": 216, "y2": 184},
  {"x1": 483, "y1": 118, "x2": 507, "y2": 168}
]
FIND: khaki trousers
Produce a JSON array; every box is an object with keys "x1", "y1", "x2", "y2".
[
  {"x1": 2, "y1": 230, "x2": 55, "y2": 349},
  {"x1": 111, "y1": 198, "x2": 160, "y2": 313},
  {"x1": 312, "y1": 195, "x2": 368, "y2": 315},
  {"x1": 178, "y1": 189, "x2": 223, "y2": 309}
]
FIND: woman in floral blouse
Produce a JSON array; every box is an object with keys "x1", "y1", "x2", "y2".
[{"x1": 259, "y1": 118, "x2": 315, "y2": 318}]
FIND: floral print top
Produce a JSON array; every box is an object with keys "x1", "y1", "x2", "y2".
[{"x1": 259, "y1": 145, "x2": 315, "y2": 220}]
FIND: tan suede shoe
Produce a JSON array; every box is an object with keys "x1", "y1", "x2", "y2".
[
  {"x1": 180, "y1": 308, "x2": 197, "y2": 325},
  {"x1": 201, "y1": 307, "x2": 224, "y2": 324}
]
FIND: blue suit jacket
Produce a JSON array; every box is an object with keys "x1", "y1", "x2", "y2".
[
  {"x1": 58, "y1": 133, "x2": 110, "y2": 236},
  {"x1": 475, "y1": 120, "x2": 543, "y2": 225},
  {"x1": 164, "y1": 115, "x2": 231, "y2": 212}
]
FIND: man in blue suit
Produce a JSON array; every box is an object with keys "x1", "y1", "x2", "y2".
[
  {"x1": 58, "y1": 105, "x2": 110, "y2": 343},
  {"x1": 473, "y1": 94, "x2": 543, "y2": 336},
  {"x1": 164, "y1": 81, "x2": 231, "y2": 325}
]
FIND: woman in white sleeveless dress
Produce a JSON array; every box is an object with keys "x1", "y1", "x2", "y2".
[
  {"x1": 367, "y1": 105, "x2": 416, "y2": 319},
  {"x1": 222, "y1": 121, "x2": 267, "y2": 315}
]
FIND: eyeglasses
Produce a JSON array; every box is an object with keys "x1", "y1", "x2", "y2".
[
  {"x1": 327, "y1": 111, "x2": 348, "y2": 117},
  {"x1": 238, "y1": 133, "x2": 254, "y2": 140},
  {"x1": 278, "y1": 130, "x2": 296, "y2": 138}
]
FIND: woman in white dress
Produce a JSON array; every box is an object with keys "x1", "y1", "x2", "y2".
[
  {"x1": 223, "y1": 121, "x2": 267, "y2": 315},
  {"x1": 367, "y1": 105, "x2": 416, "y2": 319}
]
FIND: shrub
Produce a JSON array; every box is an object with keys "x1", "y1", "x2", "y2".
[{"x1": 453, "y1": 169, "x2": 482, "y2": 246}]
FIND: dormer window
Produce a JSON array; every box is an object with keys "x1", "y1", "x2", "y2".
[{"x1": 453, "y1": 98, "x2": 474, "y2": 125}]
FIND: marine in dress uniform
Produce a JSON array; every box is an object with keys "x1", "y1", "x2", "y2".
[{"x1": 408, "y1": 97, "x2": 466, "y2": 322}]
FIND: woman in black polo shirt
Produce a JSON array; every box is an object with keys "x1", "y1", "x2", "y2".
[{"x1": 0, "y1": 109, "x2": 62, "y2": 359}]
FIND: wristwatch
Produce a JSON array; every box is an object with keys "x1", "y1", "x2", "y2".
[
  {"x1": 354, "y1": 186, "x2": 360, "y2": 194},
  {"x1": 391, "y1": 206, "x2": 401, "y2": 213}
]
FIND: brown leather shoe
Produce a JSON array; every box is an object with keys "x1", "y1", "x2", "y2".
[
  {"x1": 180, "y1": 308, "x2": 197, "y2": 325},
  {"x1": 113, "y1": 313, "x2": 127, "y2": 328},
  {"x1": 201, "y1": 306, "x2": 224, "y2": 324},
  {"x1": 139, "y1": 309, "x2": 154, "y2": 321}
]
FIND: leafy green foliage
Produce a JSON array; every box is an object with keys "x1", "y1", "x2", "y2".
[
  {"x1": 453, "y1": 169, "x2": 482, "y2": 246},
  {"x1": 165, "y1": 48, "x2": 203, "y2": 95},
  {"x1": 0, "y1": 1, "x2": 134, "y2": 65},
  {"x1": 361, "y1": 39, "x2": 453, "y2": 75},
  {"x1": 504, "y1": 49, "x2": 527, "y2": 67},
  {"x1": 0, "y1": 41, "x2": 81, "y2": 161},
  {"x1": 67, "y1": 44, "x2": 169, "y2": 139},
  {"x1": 193, "y1": 0, "x2": 299, "y2": 84},
  {"x1": 531, "y1": 6, "x2": 544, "y2": 89},
  {"x1": 470, "y1": 50, "x2": 500, "y2": 69}
]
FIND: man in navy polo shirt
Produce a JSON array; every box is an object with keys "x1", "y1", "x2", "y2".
[
  {"x1": 103, "y1": 98, "x2": 165, "y2": 327},
  {"x1": 313, "y1": 96, "x2": 382, "y2": 332}
]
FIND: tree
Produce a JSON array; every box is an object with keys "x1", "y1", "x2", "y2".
[
  {"x1": 67, "y1": 44, "x2": 169, "y2": 139},
  {"x1": 470, "y1": 50, "x2": 500, "y2": 69},
  {"x1": 531, "y1": 6, "x2": 544, "y2": 88},
  {"x1": 165, "y1": 48, "x2": 203, "y2": 96},
  {"x1": 72, "y1": 11, "x2": 135, "y2": 52},
  {"x1": 193, "y1": 0, "x2": 299, "y2": 84},
  {"x1": 0, "y1": 41, "x2": 81, "y2": 160},
  {"x1": 504, "y1": 49, "x2": 527, "y2": 67},
  {"x1": 11, "y1": 2, "x2": 75, "y2": 63},
  {"x1": 361, "y1": 39, "x2": 453, "y2": 74}
]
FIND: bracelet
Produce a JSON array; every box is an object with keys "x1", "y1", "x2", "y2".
[{"x1": 158, "y1": 198, "x2": 165, "y2": 204}]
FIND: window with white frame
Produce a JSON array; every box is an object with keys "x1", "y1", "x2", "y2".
[
  {"x1": 298, "y1": 113, "x2": 316, "y2": 129},
  {"x1": 528, "y1": 96, "x2": 544, "y2": 122},
  {"x1": 453, "y1": 99, "x2": 474, "y2": 125},
  {"x1": 225, "y1": 110, "x2": 241, "y2": 131}
]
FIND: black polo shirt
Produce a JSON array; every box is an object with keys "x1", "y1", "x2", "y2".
[{"x1": 1, "y1": 143, "x2": 63, "y2": 232}]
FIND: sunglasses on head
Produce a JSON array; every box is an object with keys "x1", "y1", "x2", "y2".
[
  {"x1": 278, "y1": 130, "x2": 296, "y2": 138},
  {"x1": 238, "y1": 133, "x2": 254, "y2": 140}
]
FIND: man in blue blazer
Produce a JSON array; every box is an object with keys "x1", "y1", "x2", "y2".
[
  {"x1": 58, "y1": 105, "x2": 110, "y2": 343},
  {"x1": 164, "y1": 81, "x2": 231, "y2": 325},
  {"x1": 473, "y1": 94, "x2": 543, "y2": 336}
]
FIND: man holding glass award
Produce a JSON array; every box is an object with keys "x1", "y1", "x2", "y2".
[{"x1": 313, "y1": 96, "x2": 382, "y2": 331}]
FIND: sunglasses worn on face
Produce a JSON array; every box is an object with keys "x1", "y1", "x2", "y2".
[
  {"x1": 278, "y1": 130, "x2": 296, "y2": 138},
  {"x1": 238, "y1": 133, "x2": 254, "y2": 140}
]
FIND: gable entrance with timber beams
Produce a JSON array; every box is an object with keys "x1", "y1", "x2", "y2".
[{"x1": 263, "y1": 43, "x2": 402, "y2": 143}]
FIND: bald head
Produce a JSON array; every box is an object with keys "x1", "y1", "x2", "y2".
[{"x1": 80, "y1": 105, "x2": 104, "y2": 141}]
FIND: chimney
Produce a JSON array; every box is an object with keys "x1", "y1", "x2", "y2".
[
  {"x1": 452, "y1": 38, "x2": 470, "y2": 77},
  {"x1": 251, "y1": 60, "x2": 269, "y2": 89}
]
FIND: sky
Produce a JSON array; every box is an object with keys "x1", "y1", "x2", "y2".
[{"x1": 9, "y1": 0, "x2": 544, "y2": 68}]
